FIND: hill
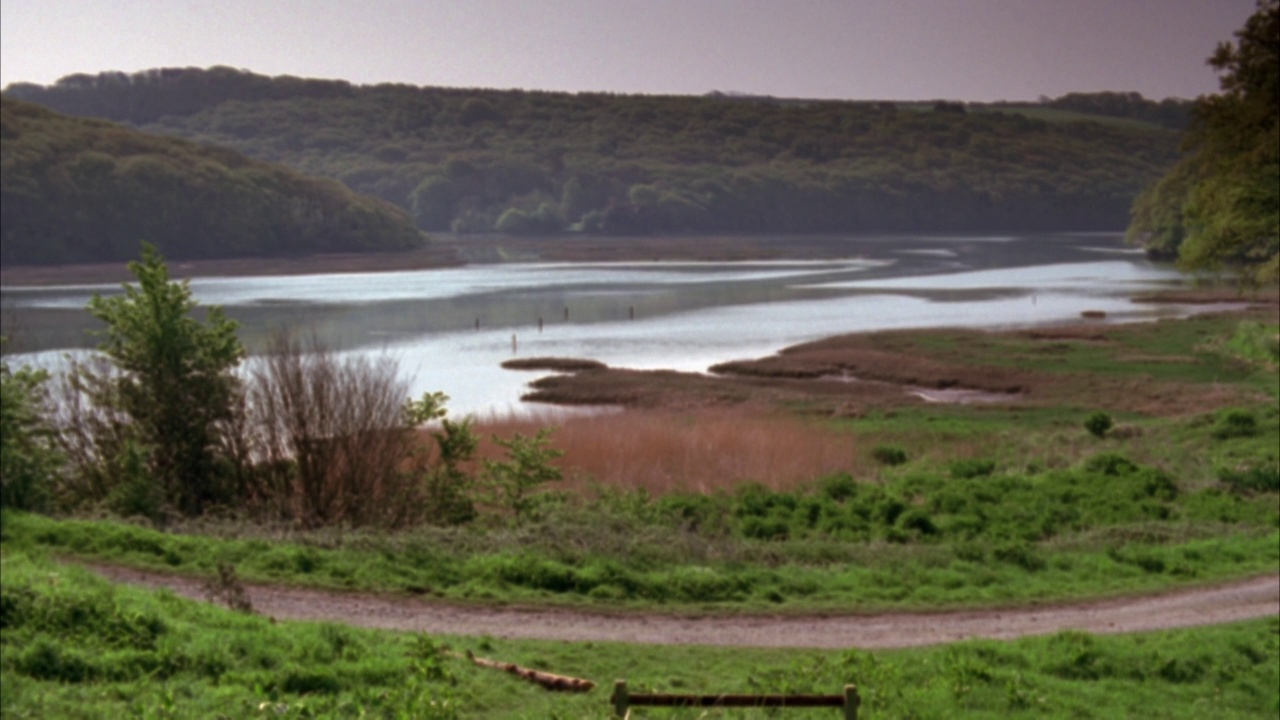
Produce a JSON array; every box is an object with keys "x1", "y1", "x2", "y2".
[
  {"x1": 4, "y1": 68, "x2": 1186, "y2": 237},
  {"x1": 0, "y1": 96, "x2": 424, "y2": 265}
]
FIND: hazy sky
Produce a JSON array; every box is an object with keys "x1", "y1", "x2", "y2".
[{"x1": 0, "y1": 0, "x2": 1260, "y2": 101}]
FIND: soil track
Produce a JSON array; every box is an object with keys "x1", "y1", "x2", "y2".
[{"x1": 83, "y1": 563, "x2": 1278, "y2": 649}]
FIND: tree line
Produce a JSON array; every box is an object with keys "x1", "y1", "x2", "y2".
[
  {"x1": 4, "y1": 69, "x2": 1185, "y2": 240},
  {"x1": 0, "y1": 97, "x2": 424, "y2": 265},
  {"x1": 1126, "y1": 0, "x2": 1278, "y2": 284}
]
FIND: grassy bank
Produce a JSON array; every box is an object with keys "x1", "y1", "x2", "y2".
[
  {"x1": 6, "y1": 434, "x2": 1276, "y2": 611},
  {"x1": 2, "y1": 551, "x2": 1276, "y2": 719}
]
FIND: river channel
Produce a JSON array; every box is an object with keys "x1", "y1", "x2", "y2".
[{"x1": 0, "y1": 233, "x2": 1195, "y2": 417}]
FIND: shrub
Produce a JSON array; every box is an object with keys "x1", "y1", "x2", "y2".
[
  {"x1": 897, "y1": 509, "x2": 939, "y2": 536},
  {"x1": 481, "y1": 429, "x2": 563, "y2": 524},
  {"x1": 950, "y1": 459, "x2": 997, "y2": 479},
  {"x1": 0, "y1": 353, "x2": 61, "y2": 511},
  {"x1": 1083, "y1": 452, "x2": 1138, "y2": 476},
  {"x1": 871, "y1": 445, "x2": 908, "y2": 466},
  {"x1": 1084, "y1": 411, "x2": 1113, "y2": 438},
  {"x1": 1212, "y1": 409, "x2": 1258, "y2": 439},
  {"x1": 1218, "y1": 461, "x2": 1280, "y2": 493},
  {"x1": 247, "y1": 330, "x2": 419, "y2": 527},
  {"x1": 818, "y1": 473, "x2": 858, "y2": 502}
]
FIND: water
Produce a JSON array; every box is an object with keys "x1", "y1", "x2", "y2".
[{"x1": 1, "y1": 233, "x2": 1193, "y2": 417}]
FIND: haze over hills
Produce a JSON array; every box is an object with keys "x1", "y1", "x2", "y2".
[
  {"x1": 4, "y1": 67, "x2": 1188, "y2": 245},
  {"x1": 0, "y1": 96, "x2": 425, "y2": 265}
]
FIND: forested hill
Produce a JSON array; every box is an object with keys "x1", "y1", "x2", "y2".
[
  {"x1": 0, "y1": 97, "x2": 424, "y2": 265},
  {"x1": 4, "y1": 67, "x2": 1188, "y2": 237}
]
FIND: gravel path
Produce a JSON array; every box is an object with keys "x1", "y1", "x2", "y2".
[{"x1": 82, "y1": 563, "x2": 1279, "y2": 649}]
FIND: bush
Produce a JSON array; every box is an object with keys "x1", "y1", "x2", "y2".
[
  {"x1": 1083, "y1": 452, "x2": 1138, "y2": 476},
  {"x1": 818, "y1": 473, "x2": 858, "y2": 502},
  {"x1": 1212, "y1": 409, "x2": 1258, "y2": 439},
  {"x1": 950, "y1": 459, "x2": 997, "y2": 479},
  {"x1": 0, "y1": 354, "x2": 61, "y2": 511},
  {"x1": 871, "y1": 445, "x2": 908, "y2": 466},
  {"x1": 1084, "y1": 411, "x2": 1113, "y2": 438},
  {"x1": 1218, "y1": 461, "x2": 1280, "y2": 493},
  {"x1": 246, "y1": 330, "x2": 420, "y2": 527},
  {"x1": 481, "y1": 429, "x2": 563, "y2": 524}
]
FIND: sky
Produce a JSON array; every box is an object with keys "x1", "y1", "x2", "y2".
[{"x1": 0, "y1": 0, "x2": 1261, "y2": 102}]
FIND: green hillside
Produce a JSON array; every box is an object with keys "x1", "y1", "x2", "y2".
[
  {"x1": 4, "y1": 68, "x2": 1185, "y2": 237},
  {"x1": 0, "y1": 96, "x2": 424, "y2": 265}
]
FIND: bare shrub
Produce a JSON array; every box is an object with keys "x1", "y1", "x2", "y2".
[
  {"x1": 51, "y1": 355, "x2": 146, "y2": 512},
  {"x1": 246, "y1": 331, "x2": 419, "y2": 527}
]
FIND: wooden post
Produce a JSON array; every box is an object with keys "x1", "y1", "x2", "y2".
[
  {"x1": 844, "y1": 684, "x2": 860, "y2": 720},
  {"x1": 629, "y1": 305, "x2": 635, "y2": 320},
  {"x1": 475, "y1": 318, "x2": 480, "y2": 330},
  {"x1": 564, "y1": 307, "x2": 569, "y2": 321},
  {"x1": 612, "y1": 680, "x2": 629, "y2": 719},
  {"x1": 511, "y1": 334, "x2": 517, "y2": 354},
  {"x1": 538, "y1": 316, "x2": 544, "y2": 333}
]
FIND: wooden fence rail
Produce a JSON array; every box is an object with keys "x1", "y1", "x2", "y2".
[{"x1": 611, "y1": 680, "x2": 860, "y2": 719}]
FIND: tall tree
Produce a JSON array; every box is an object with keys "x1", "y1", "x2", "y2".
[
  {"x1": 87, "y1": 243, "x2": 245, "y2": 515},
  {"x1": 1128, "y1": 0, "x2": 1279, "y2": 283}
]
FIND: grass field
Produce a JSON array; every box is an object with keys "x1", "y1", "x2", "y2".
[
  {"x1": 3, "y1": 303, "x2": 1277, "y2": 716},
  {"x1": 2, "y1": 551, "x2": 1276, "y2": 719}
]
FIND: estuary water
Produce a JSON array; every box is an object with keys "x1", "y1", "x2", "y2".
[{"x1": 0, "y1": 233, "x2": 1195, "y2": 417}]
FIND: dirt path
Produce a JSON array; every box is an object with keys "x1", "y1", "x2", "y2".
[{"x1": 82, "y1": 563, "x2": 1278, "y2": 649}]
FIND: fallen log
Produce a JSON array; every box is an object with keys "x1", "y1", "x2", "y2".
[{"x1": 461, "y1": 650, "x2": 597, "y2": 693}]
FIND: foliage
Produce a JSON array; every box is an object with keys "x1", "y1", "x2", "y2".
[
  {"x1": 1213, "y1": 409, "x2": 1259, "y2": 439},
  {"x1": 82, "y1": 243, "x2": 244, "y2": 516},
  {"x1": 870, "y1": 444, "x2": 908, "y2": 466},
  {"x1": 0, "y1": 97, "x2": 424, "y2": 264},
  {"x1": 1127, "y1": 0, "x2": 1279, "y2": 283},
  {"x1": 7, "y1": 433, "x2": 1275, "y2": 610},
  {"x1": 406, "y1": 392, "x2": 479, "y2": 525},
  {"x1": 481, "y1": 429, "x2": 563, "y2": 523},
  {"x1": 4, "y1": 67, "x2": 1184, "y2": 240},
  {"x1": 0, "y1": 350, "x2": 60, "y2": 511},
  {"x1": 1085, "y1": 411, "x2": 1115, "y2": 438}
]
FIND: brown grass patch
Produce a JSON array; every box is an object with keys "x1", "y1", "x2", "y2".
[{"x1": 470, "y1": 408, "x2": 861, "y2": 495}]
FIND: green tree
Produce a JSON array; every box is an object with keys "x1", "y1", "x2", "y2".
[
  {"x1": 1128, "y1": 0, "x2": 1279, "y2": 283},
  {"x1": 0, "y1": 348, "x2": 61, "y2": 511},
  {"x1": 86, "y1": 243, "x2": 245, "y2": 515}
]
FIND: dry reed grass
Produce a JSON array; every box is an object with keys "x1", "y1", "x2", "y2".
[{"x1": 469, "y1": 408, "x2": 861, "y2": 496}]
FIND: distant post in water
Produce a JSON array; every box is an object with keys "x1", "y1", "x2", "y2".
[
  {"x1": 538, "y1": 316, "x2": 543, "y2": 333},
  {"x1": 629, "y1": 305, "x2": 635, "y2": 320},
  {"x1": 511, "y1": 333, "x2": 517, "y2": 354},
  {"x1": 475, "y1": 318, "x2": 480, "y2": 330},
  {"x1": 564, "y1": 307, "x2": 569, "y2": 321}
]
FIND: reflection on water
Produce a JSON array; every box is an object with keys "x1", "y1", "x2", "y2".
[{"x1": 2, "y1": 233, "x2": 1193, "y2": 417}]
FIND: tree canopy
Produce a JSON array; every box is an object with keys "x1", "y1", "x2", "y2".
[
  {"x1": 4, "y1": 69, "x2": 1186, "y2": 239},
  {"x1": 1127, "y1": 0, "x2": 1279, "y2": 283},
  {"x1": 86, "y1": 243, "x2": 245, "y2": 515},
  {"x1": 0, "y1": 97, "x2": 425, "y2": 264}
]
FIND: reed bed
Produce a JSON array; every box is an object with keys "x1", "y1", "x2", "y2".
[{"x1": 471, "y1": 407, "x2": 862, "y2": 495}]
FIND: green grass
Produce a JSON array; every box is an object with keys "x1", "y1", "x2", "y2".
[
  {"x1": 3, "y1": 551, "x2": 1277, "y2": 719},
  {"x1": 5, "y1": 441, "x2": 1276, "y2": 612}
]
